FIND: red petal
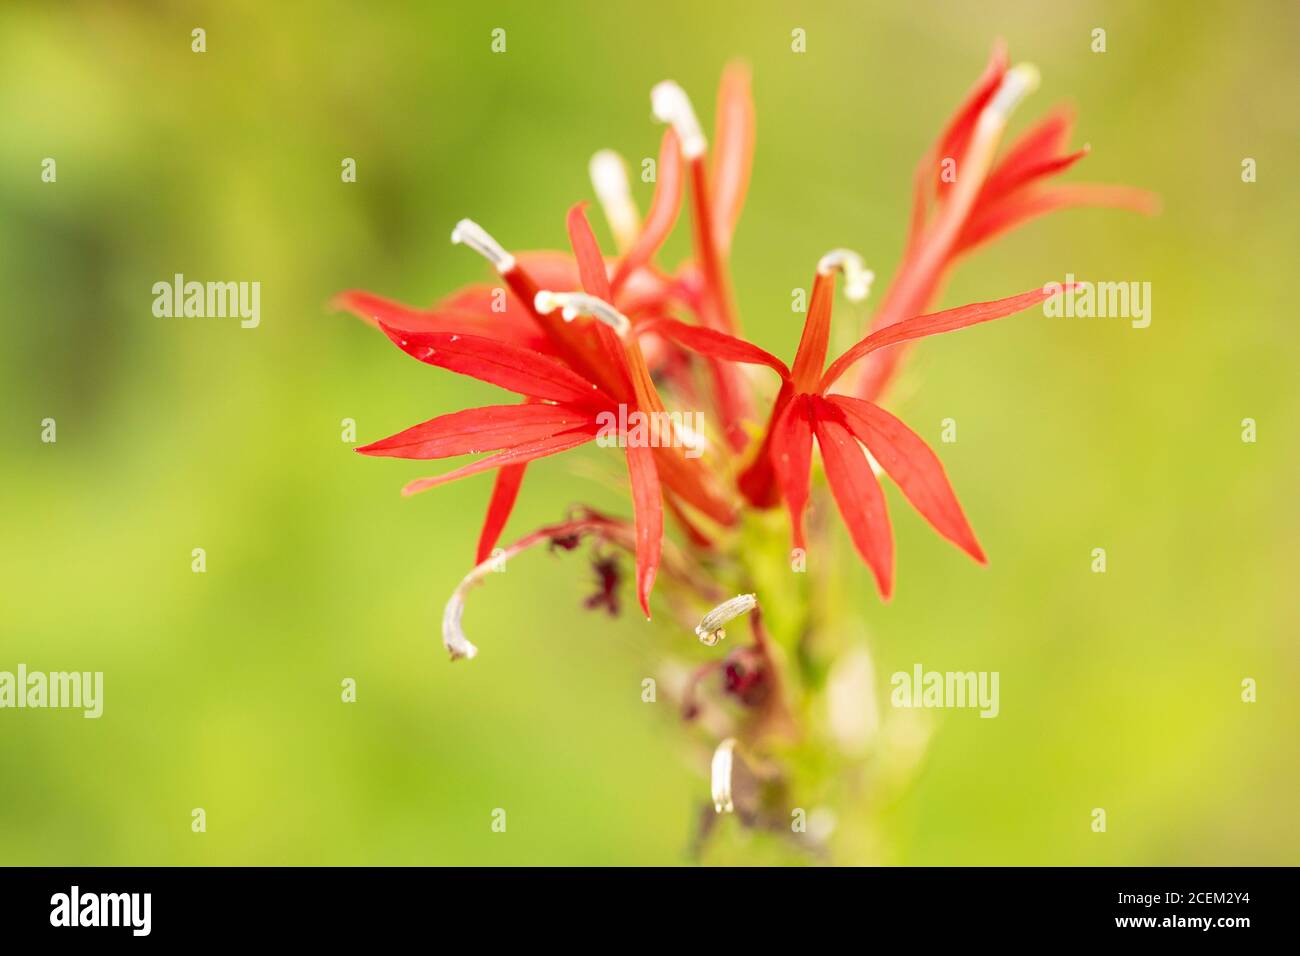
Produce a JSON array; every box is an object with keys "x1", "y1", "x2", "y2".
[
  {"x1": 827, "y1": 395, "x2": 984, "y2": 563},
  {"x1": 957, "y1": 183, "x2": 1159, "y2": 255},
  {"x1": 821, "y1": 284, "x2": 1061, "y2": 391},
  {"x1": 638, "y1": 317, "x2": 789, "y2": 378},
  {"x1": 401, "y1": 427, "x2": 598, "y2": 497},
  {"x1": 789, "y1": 269, "x2": 835, "y2": 392},
  {"x1": 511, "y1": 251, "x2": 583, "y2": 291},
  {"x1": 612, "y1": 129, "x2": 684, "y2": 294},
  {"x1": 769, "y1": 394, "x2": 814, "y2": 549},
  {"x1": 566, "y1": 202, "x2": 613, "y2": 300},
  {"x1": 930, "y1": 41, "x2": 1009, "y2": 201},
  {"x1": 356, "y1": 403, "x2": 597, "y2": 460},
  {"x1": 736, "y1": 381, "x2": 792, "y2": 507},
  {"x1": 568, "y1": 203, "x2": 637, "y2": 397},
  {"x1": 476, "y1": 463, "x2": 526, "y2": 564},
  {"x1": 377, "y1": 324, "x2": 608, "y2": 407},
  {"x1": 711, "y1": 62, "x2": 754, "y2": 254},
  {"x1": 976, "y1": 107, "x2": 1076, "y2": 205},
  {"x1": 625, "y1": 442, "x2": 663, "y2": 617},
  {"x1": 333, "y1": 288, "x2": 549, "y2": 351},
  {"x1": 809, "y1": 397, "x2": 894, "y2": 599},
  {"x1": 901, "y1": 41, "x2": 1006, "y2": 255}
]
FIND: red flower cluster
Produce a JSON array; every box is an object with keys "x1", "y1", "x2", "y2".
[{"x1": 336, "y1": 44, "x2": 1153, "y2": 622}]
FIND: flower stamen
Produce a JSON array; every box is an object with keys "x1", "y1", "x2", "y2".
[
  {"x1": 450, "y1": 218, "x2": 516, "y2": 274},
  {"x1": 534, "y1": 290, "x2": 631, "y2": 337},
  {"x1": 817, "y1": 248, "x2": 875, "y2": 303},
  {"x1": 695, "y1": 593, "x2": 757, "y2": 647},
  {"x1": 651, "y1": 81, "x2": 706, "y2": 160},
  {"x1": 711, "y1": 737, "x2": 737, "y2": 813},
  {"x1": 589, "y1": 150, "x2": 640, "y2": 252},
  {"x1": 982, "y1": 63, "x2": 1041, "y2": 126}
]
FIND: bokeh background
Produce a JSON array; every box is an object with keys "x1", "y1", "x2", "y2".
[{"x1": 2, "y1": 0, "x2": 1296, "y2": 865}]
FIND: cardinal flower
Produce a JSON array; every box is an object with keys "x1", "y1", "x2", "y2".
[
  {"x1": 646, "y1": 253, "x2": 1067, "y2": 598},
  {"x1": 336, "y1": 43, "x2": 1151, "y2": 643},
  {"x1": 338, "y1": 41, "x2": 1156, "y2": 850},
  {"x1": 850, "y1": 43, "x2": 1157, "y2": 402},
  {"x1": 349, "y1": 206, "x2": 734, "y2": 619}
]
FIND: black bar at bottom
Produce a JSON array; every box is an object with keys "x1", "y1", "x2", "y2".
[{"x1": 0, "y1": 866, "x2": 1277, "y2": 940}]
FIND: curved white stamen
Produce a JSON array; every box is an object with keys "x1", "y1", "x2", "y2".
[
  {"x1": 589, "y1": 150, "x2": 640, "y2": 252},
  {"x1": 711, "y1": 738, "x2": 737, "y2": 813},
  {"x1": 533, "y1": 290, "x2": 631, "y2": 337},
  {"x1": 695, "y1": 593, "x2": 757, "y2": 647},
  {"x1": 651, "y1": 80, "x2": 706, "y2": 160},
  {"x1": 450, "y1": 218, "x2": 516, "y2": 274},
  {"x1": 982, "y1": 63, "x2": 1040, "y2": 126},
  {"x1": 817, "y1": 248, "x2": 875, "y2": 303},
  {"x1": 441, "y1": 585, "x2": 479, "y2": 661}
]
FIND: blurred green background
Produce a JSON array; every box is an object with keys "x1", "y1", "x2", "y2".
[{"x1": 2, "y1": 0, "x2": 1296, "y2": 865}]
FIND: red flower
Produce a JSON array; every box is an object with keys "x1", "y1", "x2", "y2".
[
  {"x1": 650, "y1": 257, "x2": 1067, "y2": 598},
  {"x1": 348, "y1": 204, "x2": 735, "y2": 617},
  {"x1": 336, "y1": 43, "x2": 1155, "y2": 629},
  {"x1": 849, "y1": 43, "x2": 1157, "y2": 402}
]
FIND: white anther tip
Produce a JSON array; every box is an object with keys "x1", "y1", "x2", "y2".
[
  {"x1": 817, "y1": 249, "x2": 875, "y2": 303},
  {"x1": 533, "y1": 290, "x2": 630, "y2": 337},
  {"x1": 589, "y1": 150, "x2": 628, "y2": 197},
  {"x1": 651, "y1": 80, "x2": 706, "y2": 159},
  {"x1": 711, "y1": 738, "x2": 737, "y2": 814},
  {"x1": 695, "y1": 593, "x2": 757, "y2": 647},
  {"x1": 450, "y1": 218, "x2": 515, "y2": 274},
  {"x1": 533, "y1": 290, "x2": 560, "y2": 315},
  {"x1": 986, "y1": 63, "x2": 1040, "y2": 121}
]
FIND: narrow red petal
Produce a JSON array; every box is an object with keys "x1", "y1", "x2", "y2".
[
  {"x1": 476, "y1": 463, "x2": 526, "y2": 564},
  {"x1": 827, "y1": 395, "x2": 985, "y2": 563},
  {"x1": 638, "y1": 317, "x2": 790, "y2": 378},
  {"x1": 356, "y1": 403, "x2": 596, "y2": 460},
  {"x1": 930, "y1": 41, "x2": 1009, "y2": 201},
  {"x1": 511, "y1": 251, "x2": 583, "y2": 292},
  {"x1": 736, "y1": 381, "x2": 792, "y2": 507},
  {"x1": 567, "y1": 203, "x2": 638, "y2": 398},
  {"x1": 789, "y1": 269, "x2": 835, "y2": 392},
  {"x1": 334, "y1": 288, "x2": 551, "y2": 351},
  {"x1": 625, "y1": 442, "x2": 663, "y2": 617},
  {"x1": 769, "y1": 394, "x2": 814, "y2": 549},
  {"x1": 687, "y1": 156, "x2": 738, "y2": 334},
  {"x1": 976, "y1": 107, "x2": 1076, "y2": 204},
  {"x1": 566, "y1": 202, "x2": 613, "y2": 300},
  {"x1": 809, "y1": 398, "x2": 894, "y2": 599},
  {"x1": 957, "y1": 183, "x2": 1159, "y2": 255},
  {"x1": 332, "y1": 290, "x2": 432, "y2": 330},
  {"x1": 710, "y1": 62, "x2": 754, "y2": 254},
  {"x1": 611, "y1": 129, "x2": 683, "y2": 294},
  {"x1": 400, "y1": 427, "x2": 598, "y2": 497},
  {"x1": 377, "y1": 323, "x2": 609, "y2": 407},
  {"x1": 821, "y1": 284, "x2": 1061, "y2": 391}
]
